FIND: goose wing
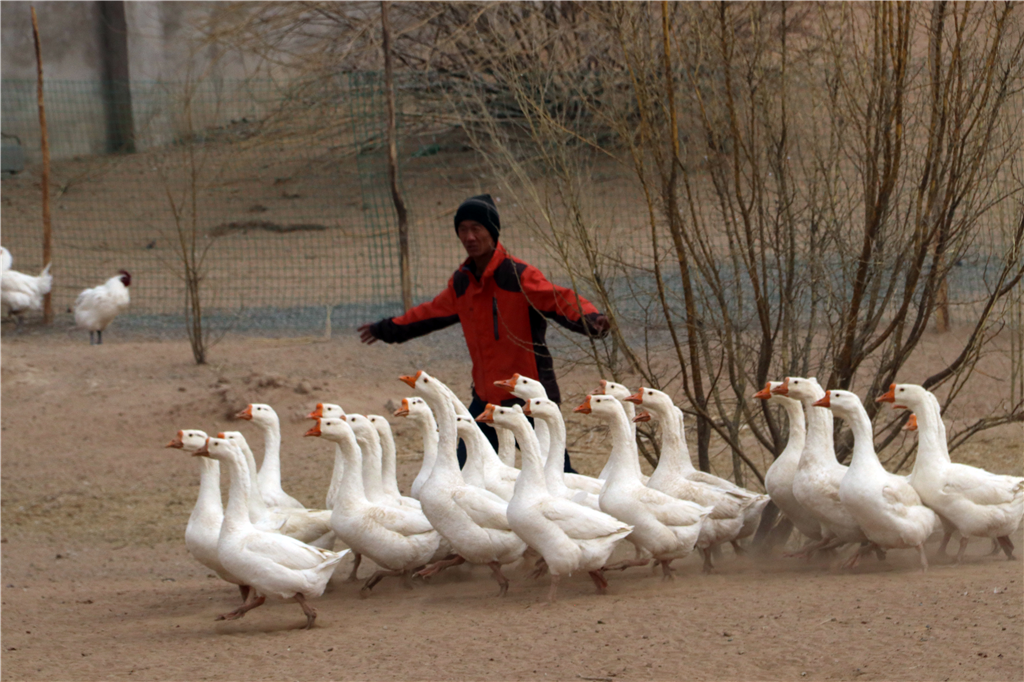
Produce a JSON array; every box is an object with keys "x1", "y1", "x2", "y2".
[
  {"x1": 451, "y1": 486, "x2": 511, "y2": 530},
  {"x1": 538, "y1": 497, "x2": 632, "y2": 540}
]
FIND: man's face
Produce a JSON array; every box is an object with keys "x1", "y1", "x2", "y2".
[{"x1": 457, "y1": 220, "x2": 495, "y2": 259}]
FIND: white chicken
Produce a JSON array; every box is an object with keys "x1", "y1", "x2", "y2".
[
  {"x1": 74, "y1": 270, "x2": 131, "y2": 344},
  {"x1": 1, "y1": 246, "x2": 52, "y2": 328}
]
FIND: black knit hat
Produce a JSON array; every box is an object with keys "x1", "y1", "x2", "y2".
[{"x1": 454, "y1": 194, "x2": 500, "y2": 243}]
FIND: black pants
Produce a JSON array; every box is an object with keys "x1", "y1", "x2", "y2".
[{"x1": 458, "y1": 393, "x2": 577, "y2": 474}]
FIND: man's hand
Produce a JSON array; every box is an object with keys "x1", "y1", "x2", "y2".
[
  {"x1": 358, "y1": 323, "x2": 379, "y2": 345},
  {"x1": 592, "y1": 314, "x2": 611, "y2": 335}
]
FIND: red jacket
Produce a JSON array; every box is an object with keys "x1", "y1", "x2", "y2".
[{"x1": 370, "y1": 242, "x2": 605, "y2": 404}]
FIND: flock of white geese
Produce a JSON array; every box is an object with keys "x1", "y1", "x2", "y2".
[{"x1": 166, "y1": 370, "x2": 1024, "y2": 629}]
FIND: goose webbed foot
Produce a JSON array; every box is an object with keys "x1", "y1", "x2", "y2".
[
  {"x1": 217, "y1": 593, "x2": 265, "y2": 621},
  {"x1": 359, "y1": 569, "x2": 405, "y2": 598},
  {"x1": 602, "y1": 557, "x2": 651, "y2": 572},
  {"x1": 658, "y1": 559, "x2": 675, "y2": 581},
  {"x1": 417, "y1": 554, "x2": 465, "y2": 578},
  {"x1": 997, "y1": 536, "x2": 1016, "y2": 560},
  {"x1": 530, "y1": 557, "x2": 548, "y2": 580}
]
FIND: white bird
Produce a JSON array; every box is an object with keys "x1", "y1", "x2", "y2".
[
  {"x1": 456, "y1": 414, "x2": 518, "y2": 500},
  {"x1": 307, "y1": 417, "x2": 447, "y2": 595},
  {"x1": 392, "y1": 397, "x2": 440, "y2": 501},
  {"x1": 771, "y1": 377, "x2": 868, "y2": 555},
  {"x1": 819, "y1": 389, "x2": 938, "y2": 571},
  {"x1": 523, "y1": 398, "x2": 602, "y2": 511},
  {"x1": 346, "y1": 414, "x2": 421, "y2": 511},
  {"x1": 495, "y1": 373, "x2": 603, "y2": 494},
  {"x1": 628, "y1": 387, "x2": 755, "y2": 572},
  {"x1": 405, "y1": 370, "x2": 527, "y2": 596},
  {"x1": 235, "y1": 403, "x2": 306, "y2": 510},
  {"x1": 368, "y1": 414, "x2": 422, "y2": 510},
  {"x1": 482, "y1": 403, "x2": 633, "y2": 602},
  {"x1": 879, "y1": 383, "x2": 1024, "y2": 563},
  {"x1": 1, "y1": 247, "x2": 52, "y2": 328},
  {"x1": 165, "y1": 429, "x2": 250, "y2": 602},
  {"x1": 73, "y1": 270, "x2": 130, "y2": 344},
  {"x1": 594, "y1": 380, "x2": 649, "y2": 483},
  {"x1": 194, "y1": 436, "x2": 347, "y2": 629},
  {"x1": 754, "y1": 381, "x2": 823, "y2": 548},
  {"x1": 577, "y1": 394, "x2": 712, "y2": 579},
  {"x1": 217, "y1": 430, "x2": 335, "y2": 549}
]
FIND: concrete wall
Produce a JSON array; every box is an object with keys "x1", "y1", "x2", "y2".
[{"x1": 1, "y1": 1, "x2": 261, "y2": 161}]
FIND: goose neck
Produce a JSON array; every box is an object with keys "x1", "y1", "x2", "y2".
[
  {"x1": 219, "y1": 450, "x2": 256, "y2": 536},
  {"x1": 777, "y1": 399, "x2": 807, "y2": 463},
  {"x1": 911, "y1": 396, "x2": 951, "y2": 469},
  {"x1": 332, "y1": 432, "x2": 369, "y2": 508},
  {"x1": 538, "y1": 410, "x2": 570, "y2": 495},
  {"x1": 421, "y1": 391, "x2": 462, "y2": 482},
  {"x1": 510, "y1": 420, "x2": 546, "y2": 497},
  {"x1": 840, "y1": 404, "x2": 883, "y2": 474},
  {"x1": 193, "y1": 457, "x2": 223, "y2": 519},
  {"x1": 257, "y1": 419, "x2": 283, "y2": 481},
  {"x1": 800, "y1": 394, "x2": 837, "y2": 465},
  {"x1": 377, "y1": 427, "x2": 402, "y2": 498},
  {"x1": 602, "y1": 407, "x2": 640, "y2": 484},
  {"x1": 647, "y1": 402, "x2": 688, "y2": 477}
]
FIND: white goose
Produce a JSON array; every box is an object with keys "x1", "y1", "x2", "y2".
[
  {"x1": 523, "y1": 397, "x2": 602, "y2": 511},
  {"x1": 307, "y1": 403, "x2": 347, "y2": 509},
  {"x1": 595, "y1": 380, "x2": 650, "y2": 483},
  {"x1": 819, "y1": 389, "x2": 937, "y2": 570},
  {"x1": 771, "y1": 377, "x2": 868, "y2": 554},
  {"x1": 236, "y1": 403, "x2": 306, "y2": 510},
  {"x1": 456, "y1": 414, "x2": 518, "y2": 500},
  {"x1": 73, "y1": 270, "x2": 131, "y2": 344},
  {"x1": 578, "y1": 394, "x2": 712, "y2": 578},
  {"x1": 369, "y1": 414, "x2": 423, "y2": 510},
  {"x1": 495, "y1": 374, "x2": 604, "y2": 494},
  {"x1": 405, "y1": 370, "x2": 527, "y2": 596},
  {"x1": 627, "y1": 390, "x2": 769, "y2": 549},
  {"x1": 754, "y1": 381, "x2": 823, "y2": 546},
  {"x1": 393, "y1": 397, "x2": 441, "y2": 501},
  {"x1": 346, "y1": 414, "x2": 421, "y2": 511},
  {"x1": 307, "y1": 417, "x2": 447, "y2": 595},
  {"x1": 481, "y1": 403, "x2": 633, "y2": 601},
  {"x1": 494, "y1": 374, "x2": 551, "y2": 457},
  {"x1": 627, "y1": 387, "x2": 753, "y2": 572},
  {"x1": 878, "y1": 383, "x2": 1024, "y2": 563},
  {"x1": 195, "y1": 437, "x2": 347, "y2": 629},
  {"x1": 166, "y1": 429, "x2": 249, "y2": 601},
  {"x1": 217, "y1": 431, "x2": 335, "y2": 549}
]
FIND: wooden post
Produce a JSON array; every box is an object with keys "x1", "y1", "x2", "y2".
[
  {"x1": 381, "y1": 0, "x2": 413, "y2": 312},
  {"x1": 31, "y1": 5, "x2": 52, "y2": 323}
]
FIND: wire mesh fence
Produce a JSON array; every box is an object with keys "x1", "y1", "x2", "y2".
[{"x1": 0, "y1": 74, "x2": 1020, "y2": 343}]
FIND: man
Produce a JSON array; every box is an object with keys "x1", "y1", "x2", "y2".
[{"x1": 359, "y1": 193, "x2": 610, "y2": 471}]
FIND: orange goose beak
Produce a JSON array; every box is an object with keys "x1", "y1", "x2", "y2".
[
  {"x1": 574, "y1": 396, "x2": 593, "y2": 414},
  {"x1": 753, "y1": 382, "x2": 773, "y2": 400},
  {"x1": 593, "y1": 380, "x2": 607, "y2": 395},
  {"x1": 522, "y1": 402, "x2": 533, "y2": 417},
  {"x1": 194, "y1": 438, "x2": 211, "y2": 457},
  {"x1": 813, "y1": 392, "x2": 831, "y2": 408},
  {"x1": 876, "y1": 384, "x2": 896, "y2": 404},
  {"x1": 624, "y1": 390, "x2": 643, "y2": 405},
  {"x1": 307, "y1": 403, "x2": 324, "y2": 419},
  {"x1": 633, "y1": 411, "x2": 651, "y2": 423},
  {"x1": 771, "y1": 378, "x2": 790, "y2": 396},
  {"x1": 165, "y1": 431, "x2": 184, "y2": 449},
  {"x1": 235, "y1": 405, "x2": 253, "y2": 420},
  {"x1": 393, "y1": 398, "x2": 411, "y2": 418},
  {"x1": 399, "y1": 371, "x2": 422, "y2": 388},
  {"x1": 494, "y1": 375, "x2": 520, "y2": 393},
  {"x1": 475, "y1": 404, "x2": 497, "y2": 424},
  {"x1": 305, "y1": 421, "x2": 322, "y2": 437},
  {"x1": 903, "y1": 414, "x2": 918, "y2": 431}
]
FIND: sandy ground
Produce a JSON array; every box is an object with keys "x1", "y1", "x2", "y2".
[{"x1": 2, "y1": 327, "x2": 1022, "y2": 681}]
